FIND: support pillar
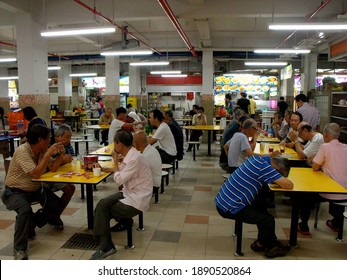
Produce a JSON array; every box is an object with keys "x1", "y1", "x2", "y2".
[
  {"x1": 129, "y1": 66, "x2": 141, "y2": 111},
  {"x1": 105, "y1": 56, "x2": 120, "y2": 110},
  {"x1": 58, "y1": 65, "x2": 72, "y2": 111},
  {"x1": 201, "y1": 51, "x2": 214, "y2": 124}
]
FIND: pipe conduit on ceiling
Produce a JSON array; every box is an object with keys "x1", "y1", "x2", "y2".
[
  {"x1": 73, "y1": 0, "x2": 161, "y2": 55},
  {"x1": 276, "y1": 0, "x2": 333, "y2": 48},
  {"x1": 157, "y1": 0, "x2": 198, "y2": 58}
]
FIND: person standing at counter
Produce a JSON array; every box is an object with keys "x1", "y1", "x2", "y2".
[
  {"x1": 236, "y1": 92, "x2": 250, "y2": 115},
  {"x1": 248, "y1": 95, "x2": 257, "y2": 118},
  {"x1": 295, "y1": 93, "x2": 320, "y2": 131},
  {"x1": 277, "y1": 97, "x2": 288, "y2": 116}
]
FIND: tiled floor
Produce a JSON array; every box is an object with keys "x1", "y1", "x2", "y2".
[{"x1": 0, "y1": 134, "x2": 347, "y2": 260}]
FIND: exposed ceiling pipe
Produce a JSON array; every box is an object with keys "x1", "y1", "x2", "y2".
[
  {"x1": 157, "y1": 0, "x2": 198, "y2": 58},
  {"x1": 276, "y1": 0, "x2": 333, "y2": 48},
  {"x1": 73, "y1": 0, "x2": 161, "y2": 55}
]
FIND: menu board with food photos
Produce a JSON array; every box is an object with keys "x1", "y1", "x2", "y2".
[{"x1": 214, "y1": 75, "x2": 278, "y2": 94}]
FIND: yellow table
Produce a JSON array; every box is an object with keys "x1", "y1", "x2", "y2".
[
  {"x1": 32, "y1": 163, "x2": 112, "y2": 229},
  {"x1": 256, "y1": 136, "x2": 280, "y2": 143},
  {"x1": 270, "y1": 168, "x2": 347, "y2": 246},
  {"x1": 254, "y1": 143, "x2": 301, "y2": 161},
  {"x1": 183, "y1": 125, "x2": 222, "y2": 156},
  {"x1": 90, "y1": 143, "x2": 114, "y2": 155}
]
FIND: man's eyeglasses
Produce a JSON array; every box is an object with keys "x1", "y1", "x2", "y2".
[{"x1": 251, "y1": 127, "x2": 258, "y2": 131}]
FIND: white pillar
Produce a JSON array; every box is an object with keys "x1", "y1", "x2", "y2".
[
  {"x1": 129, "y1": 66, "x2": 141, "y2": 110},
  {"x1": 16, "y1": 12, "x2": 50, "y2": 123},
  {"x1": 202, "y1": 51, "x2": 214, "y2": 124},
  {"x1": 0, "y1": 68, "x2": 10, "y2": 112},
  {"x1": 58, "y1": 64, "x2": 72, "y2": 110},
  {"x1": 105, "y1": 56, "x2": 120, "y2": 109},
  {"x1": 302, "y1": 53, "x2": 318, "y2": 95}
]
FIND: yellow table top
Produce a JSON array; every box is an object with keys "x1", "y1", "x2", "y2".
[
  {"x1": 32, "y1": 163, "x2": 112, "y2": 184},
  {"x1": 256, "y1": 136, "x2": 280, "y2": 143},
  {"x1": 270, "y1": 168, "x2": 347, "y2": 194},
  {"x1": 254, "y1": 143, "x2": 301, "y2": 160},
  {"x1": 90, "y1": 143, "x2": 114, "y2": 155},
  {"x1": 85, "y1": 124, "x2": 110, "y2": 130},
  {"x1": 82, "y1": 118, "x2": 99, "y2": 121},
  {"x1": 183, "y1": 125, "x2": 222, "y2": 131}
]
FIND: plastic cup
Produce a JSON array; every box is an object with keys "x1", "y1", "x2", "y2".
[
  {"x1": 268, "y1": 145, "x2": 274, "y2": 153},
  {"x1": 260, "y1": 142, "x2": 265, "y2": 151},
  {"x1": 280, "y1": 144, "x2": 285, "y2": 153},
  {"x1": 93, "y1": 167, "x2": 101, "y2": 177}
]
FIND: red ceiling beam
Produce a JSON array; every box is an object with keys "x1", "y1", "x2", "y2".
[{"x1": 157, "y1": 0, "x2": 198, "y2": 58}]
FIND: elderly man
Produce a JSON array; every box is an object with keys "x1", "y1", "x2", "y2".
[
  {"x1": 98, "y1": 107, "x2": 115, "y2": 146},
  {"x1": 271, "y1": 112, "x2": 287, "y2": 140},
  {"x1": 90, "y1": 130, "x2": 153, "y2": 260},
  {"x1": 295, "y1": 93, "x2": 320, "y2": 131},
  {"x1": 163, "y1": 109, "x2": 184, "y2": 161},
  {"x1": 2, "y1": 124, "x2": 65, "y2": 260},
  {"x1": 290, "y1": 122, "x2": 324, "y2": 164},
  {"x1": 298, "y1": 123, "x2": 347, "y2": 235},
  {"x1": 215, "y1": 155, "x2": 293, "y2": 258},
  {"x1": 224, "y1": 119, "x2": 259, "y2": 174},
  {"x1": 148, "y1": 109, "x2": 177, "y2": 164},
  {"x1": 187, "y1": 106, "x2": 207, "y2": 152},
  {"x1": 280, "y1": 111, "x2": 305, "y2": 149}
]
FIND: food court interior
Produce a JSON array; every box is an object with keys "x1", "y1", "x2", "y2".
[{"x1": 1, "y1": 0, "x2": 347, "y2": 260}]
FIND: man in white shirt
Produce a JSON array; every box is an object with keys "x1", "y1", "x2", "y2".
[
  {"x1": 289, "y1": 122, "x2": 324, "y2": 165},
  {"x1": 108, "y1": 107, "x2": 142, "y2": 141},
  {"x1": 148, "y1": 109, "x2": 177, "y2": 164},
  {"x1": 90, "y1": 130, "x2": 153, "y2": 260}
]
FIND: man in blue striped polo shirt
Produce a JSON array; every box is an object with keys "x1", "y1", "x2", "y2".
[{"x1": 215, "y1": 155, "x2": 293, "y2": 258}]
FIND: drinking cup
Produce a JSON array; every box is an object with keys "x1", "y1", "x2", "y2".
[
  {"x1": 268, "y1": 145, "x2": 274, "y2": 153},
  {"x1": 93, "y1": 167, "x2": 101, "y2": 177}
]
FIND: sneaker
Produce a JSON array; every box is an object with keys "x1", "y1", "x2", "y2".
[
  {"x1": 14, "y1": 249, "x2": 28, "y2": 260},
  {"x1": 264, "y1": 243, "x2": 291, "y2": 258},
  {"x1": 90, "y1": 247, "x2": 117, "y2": 260},
  {"x1": 326, "y1": 220, "x2": 339, "y2": 232},
  {"x1": 99, "y1": 141, "x2": 104, "y2": 145},
  {"x1": 298, "y1": 222, "x2": 310, "y2": 235}
]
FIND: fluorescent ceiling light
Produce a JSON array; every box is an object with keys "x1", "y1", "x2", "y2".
[
  {"x1": 41, "y1": 27, "x2": 116, "y2": 37},
  {"x1": 130, "y1": 61, "x2": 169, "y2": 66},
  {"x1": 254, "y1": 49, "x2": 310, "y2": 54},
  {"x1": 48, "y1": 66, "x2": 61, "y2": 70},
  {"x1": 245, "y1": 62, "x2": 287, "y2": 66},
  {"x1": 0, "y1": 58, "x2": 17, "y2": 62},
  {"x1": 150, "y1": 70, "x2": 181, "y2": 74},
  {"x1": 101, "y1": 50, "x2": 153, "y2": 56},
  {"x1": 162, "y1": 74, "x2": 187, "y2": 78},
  {"x1": 69, "y1": 73, "x2": 97, "y2": 77},
  {"x1": 0, "y1": 76, "x2": 18, "y2": 80},
  {"x1": 269, "y1": 23, "x2": 347, "y2": 30}
]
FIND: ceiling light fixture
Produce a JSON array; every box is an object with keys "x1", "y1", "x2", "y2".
[
  {"x1": 101, "y1": 50, "x2": 153, "y2": 56},
  {"x1": 130, "y1": 61, "x2": 169, "y2": 66},
  {"x1": 69, "y1": 73, "x2": 97, "y2": 77},
  {"x1": 41, "y1": 27, "x2": 116, "y2": 37},
  {"x1": 162, "y1": 74, "x2": 187, "y2": 78},
  {"x1": 48, "y1": 66, "x2": 61, "y2": 70},
  {"x1": 254, "y1": 49, "x2": 311, "y2": 54},
  {"x1": 0, "y1": 58, "x2": 17, "y2": 62},
  {"x1": 0, "y1": 76, "x2": 18, "y2": 80},
  {"x1": 269, "y1": 23, "x2": 347, "y2": 30},
  {"x1": 150, "y1": 70, "x2": 181, "y2": 74},
  {"x1": 245, "y1": 62, "x2": 288, "y2": 66}
]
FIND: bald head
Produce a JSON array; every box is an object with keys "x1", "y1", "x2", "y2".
[
  {"x1": 297, "y1": 122, "x2": 311, "y2": 132},
  {"x1": 133, "y1": 130, "x2": 148, "y2": 152},
  {"x1": 323, "y1": 123, "x2": 340, "y2": 141}
]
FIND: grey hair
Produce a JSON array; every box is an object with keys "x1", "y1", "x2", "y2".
[
  {"x1": 234, "y1": 109, "x2": 244, "y2": 118},
  {"x1": 323, "y1": 123, "x2": 340, "y2": 139},
  {"x1": 55, "y1": 124, "x2": 72, "y2": 137},
  {"x1": 242, "y1": 119, "x2": 257, "y2": 129},
  {"x1": 271, "y1": 156, "x2": 291, "y2": 178}
]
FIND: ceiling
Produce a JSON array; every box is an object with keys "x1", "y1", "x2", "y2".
[{"x1": 1, "y1": 0, "x2": 347, "y2": 74}]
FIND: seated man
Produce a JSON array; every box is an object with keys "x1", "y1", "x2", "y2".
[
  {"x1": 215, "y1": 155, "x2": 293, "y2": 258},
  {"x1": 2, "y1": 124, "x2": 66, "y2": 260},
  {"x1": 163, "y1": 109, "x2": 184, "y2": 161},
  {"x1": 280, "y1": 111, "x2": 305, "y2": 149},
  {"x1": 187, "y1": 106, "x2": 207, "y2": 152},
  {"x1": 297, "y1": 123, "x2": 347, "y2": 235},
  {"x1": 148, "y1": 109, "x2": 177, "y2": 164},
  {"x1": 271, "y1": 112, "x2": 287, "y2": 140},
  {"x1": 98, "y1": 107, "x2": 115, "y2": 146},
  {"x1": 90, "y1": 130, "x2": 153, "y2": 260},
  {"x1": 46, "y1": 124, "x2": 76, "y2": 230}
]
